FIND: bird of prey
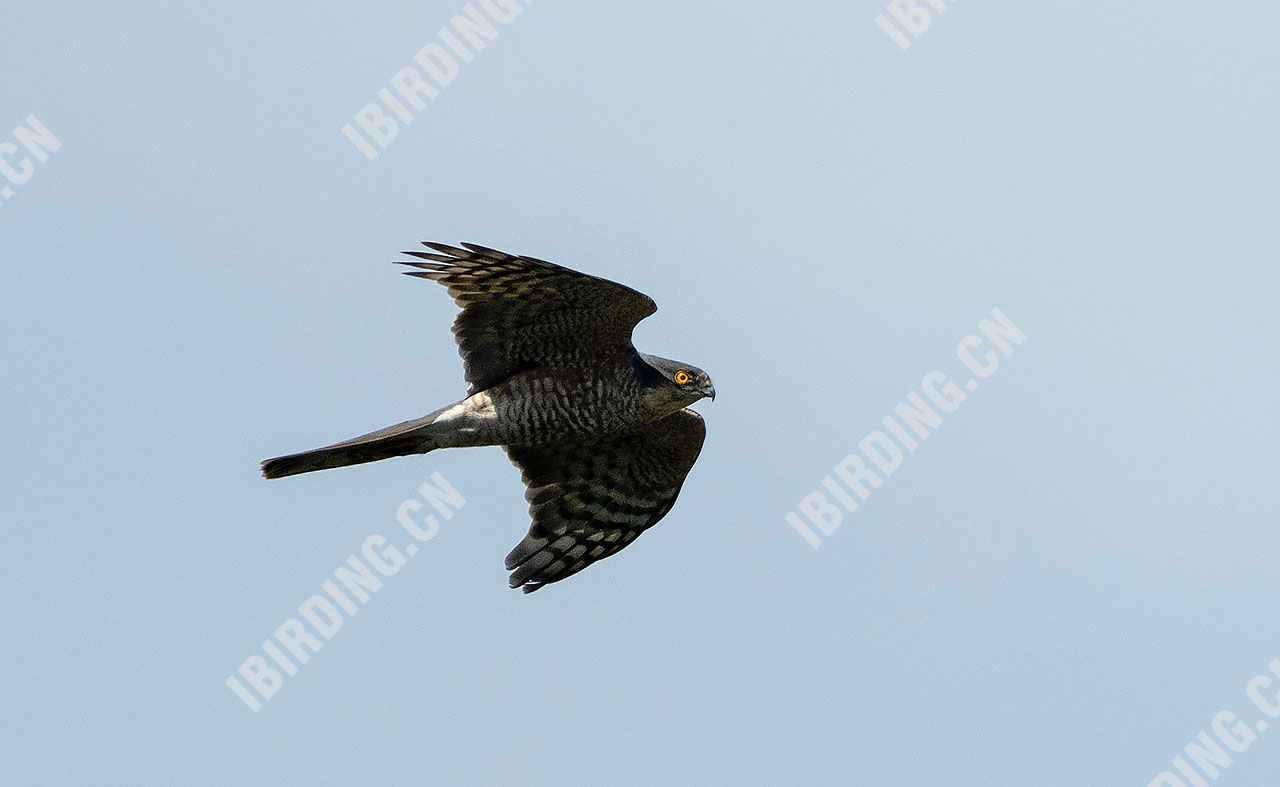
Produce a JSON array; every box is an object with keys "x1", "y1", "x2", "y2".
[{"x1": 262, "y1": 242, "x2": 715, "y2": 592}]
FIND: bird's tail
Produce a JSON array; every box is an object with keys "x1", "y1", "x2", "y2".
[{"x1": 261, "y1": 410, "x2": 446, "y2": 479}]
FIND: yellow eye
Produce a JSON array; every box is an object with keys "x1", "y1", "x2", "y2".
[{"x1": 674, "y1": 370, "x2": 693, "y2": 385}]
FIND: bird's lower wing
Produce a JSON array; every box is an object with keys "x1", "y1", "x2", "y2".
[{"x1": 502, "y1": 409, "x2": 706, "y2": 593}]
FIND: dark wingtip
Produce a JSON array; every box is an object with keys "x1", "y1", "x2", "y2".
[
  {"x1": 504, "y1": 536, "x2": 549, "y2": 570},
  {"x1": 399, "y1": 250, "x2": 455, "y2": 263},
  {"x1": 396, "y1": 259, "x2": 446, "y2": 271},
  {"x1": 422, "y1": 241, "x2": 468, "y2": 257},
  {"x1": 459, "y1": 242, "x2": 507, "y2": 259}
]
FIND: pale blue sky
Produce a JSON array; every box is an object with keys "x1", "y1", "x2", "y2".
[{"x1": 3, "y1": 2, "x2": 1278, "y2": 785}]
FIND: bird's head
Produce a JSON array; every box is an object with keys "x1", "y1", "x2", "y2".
[{"x1": 637, "y1": 353, "x2": 716, "y2": 411}]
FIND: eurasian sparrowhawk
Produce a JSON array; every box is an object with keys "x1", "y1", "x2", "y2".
[{"x1": 262, "y1": 242, "x2": 715, "y2": 592}]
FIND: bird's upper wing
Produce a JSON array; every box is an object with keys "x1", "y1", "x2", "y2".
[
  {"x1": 501, "y1": 408, "x2": 706, "y2": 592},
  {"x1": 398, "y1": 242, "x2": 657, "y2": 394}
]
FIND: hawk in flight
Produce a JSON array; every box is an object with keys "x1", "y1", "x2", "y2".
[{"x1": 262, "y1": 242, "x2": 715, "y2": 592}]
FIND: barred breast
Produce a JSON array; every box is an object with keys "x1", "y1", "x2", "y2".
[{"x1": 487, "y1": 366, "x2": 643, "y2": 445}]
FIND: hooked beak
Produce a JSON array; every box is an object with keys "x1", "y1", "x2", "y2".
[{"x1": 701, "y1": 381, "x2": 716, "y2": 401}]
